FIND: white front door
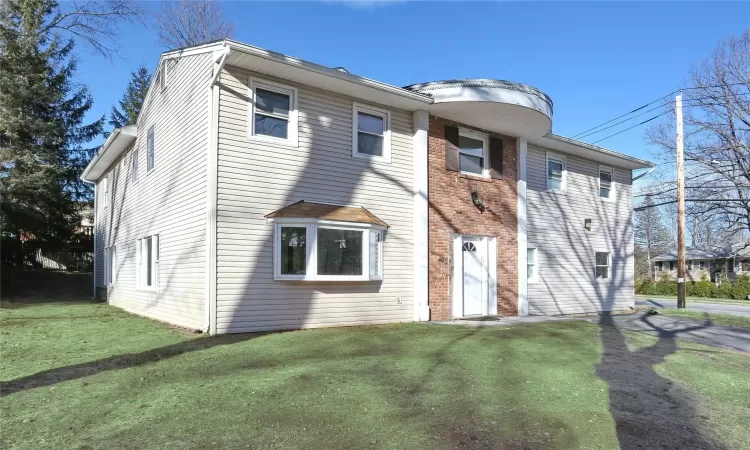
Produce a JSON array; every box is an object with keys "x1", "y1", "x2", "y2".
[{"x1": 461, "y1": 237, "x2": 485, "y2": 316}]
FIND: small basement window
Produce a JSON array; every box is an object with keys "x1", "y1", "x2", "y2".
[
  {"x1": 353, "y1": 103, "x2": 391, "y2": 161},
  {"x1": 250, "y1": 79, "x2": 298, "y2": 145},
  {"x1": 267, "y1": 201, "x2": 386, "y2": 281},
  {"x1": 595, "y1": 251, "x2": 610, "y2": 280},
  {"x1": 527, "y1": 248, "x2": 537, "y2": 282}
]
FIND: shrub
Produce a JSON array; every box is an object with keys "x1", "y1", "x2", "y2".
[
  {"x1": 731, "y1": 274, "x2": 750, "y2": 300},
  {"x1": 687, "y1": 280, "x2": 714, "y2": 297}
]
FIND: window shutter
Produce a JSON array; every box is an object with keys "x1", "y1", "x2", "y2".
[
  {"x1": 490, "y1": 137, "x2": 504, "y2": 179},
  {"x1": 444, "y1": 125, "x2": 460, "y2": 172}
]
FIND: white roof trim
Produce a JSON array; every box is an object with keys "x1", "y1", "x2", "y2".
[
  {"x1": 81, "y1": 125, "x2": 137, "y2": 183},
  {"x1": 530, "y1": 134, "x2": 654, "y2": 170}
]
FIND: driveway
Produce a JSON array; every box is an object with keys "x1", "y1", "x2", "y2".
[
  {"x1": 587, "y1": 313, "x2": 750, "y2": 353},
  {"x1": 636, "y1": 297, "x2": 750, "y2": 317}
]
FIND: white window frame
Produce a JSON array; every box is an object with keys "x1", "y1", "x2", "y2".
[
  {"x1": 146, "y1": 124, "x2": 155, "y2": 173},
  {"x1": 546, "y1": 152, "x2": 567, "y2": 192},
  {"x1": 595, "y1": 251, "x2": 611, "y2": 281},
  {"x1": 102, "y1": 176, "x2": 108, "y2": 207},
  {"x1": 527, "y1": 247, "x2": 538, "y2": 283},
  {"x1": 131, "y1": 147, "x2": 139, "y2": 184},
  {"x1": 458, "y1": 128, "x2": 489, "y2": 178},
  {"x1": 136, "y1": 234, "x2": 159, "y2": 291},
  {"x1": 598, "y1": 165, "x2": 615, "y2": 201},
  {"x1": 104, "y1": 246, "x2": 116, "y2": 286},
  {"x1": 352, "y1": 102, "x2": 392, "y2": 163},
  {"x1": 249, "y1": 78, "x2": 299, "y2": 147},
  {"x1": 269, "y1": 218, "x2": 385, "y2": 281}
]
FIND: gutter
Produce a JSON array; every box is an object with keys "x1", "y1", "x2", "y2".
[
  {"x1": 224, "y1": 39, "x2": 433, "y2": 104},
  {"x1": 632, "y1": 165, "x2": 656, "y2": 182},
  {"x1": 546, "y1": 134, "x2": 655, "y2": 169},
  {"x1": 81, "y1": 128, "x2": 122, "y2": 183}
]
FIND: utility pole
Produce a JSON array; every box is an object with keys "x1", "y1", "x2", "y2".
[{"x1": 676, "y1": 93, "x2": 686, "y2": 309}]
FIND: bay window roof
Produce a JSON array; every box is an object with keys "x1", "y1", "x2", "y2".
[{"x1": 265, "y1": 201, "x2": 388, "y2": 228}]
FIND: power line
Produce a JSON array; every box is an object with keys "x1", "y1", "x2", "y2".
[
  {"x1": 590, "y1": 113, "x2": 667, "y2": 144},
  {"x1": 572, "y1": 83, "x2": 748, "y2": 139},
  {"x1": 576, "y1": 103, "x2": 673, "y2": 139},
  {"x1": 571, "y1": 91, "x2": 678, "y2": 138}
]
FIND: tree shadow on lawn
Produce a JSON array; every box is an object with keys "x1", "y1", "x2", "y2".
[
  {"x1": 0, "y1": 332, "x2": 263, "y2": 396},
  {"x1": 595, "y1": 312, "x2": 726, "y2": 450}
]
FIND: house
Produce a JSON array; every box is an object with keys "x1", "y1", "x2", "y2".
[
  {"x1": 81, "y1": 40, "x2": 654, "y2": 334},
  {"x1": 653, "y1": 243, "x2": 750, "y2": 282}
]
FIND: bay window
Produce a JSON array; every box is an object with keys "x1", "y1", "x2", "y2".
[{"x1": 272, "y1": 221, "x2": 385, "y2": 281}]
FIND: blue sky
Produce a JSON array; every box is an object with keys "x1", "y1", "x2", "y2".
[{"x1": 74, "y1": 1, "x2": 749, "y2": 165}]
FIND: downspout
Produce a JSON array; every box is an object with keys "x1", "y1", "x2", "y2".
[
  {"x1": 89, "y1": 179, "x2": 97, "y2": 299},
  {"x1": 204, "y1": 43, "x2": 229, "y2": 334}
]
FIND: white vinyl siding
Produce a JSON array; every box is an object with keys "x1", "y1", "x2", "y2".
[
  {"x1": 526, "y1": 144, "x2": 634, "y2": 315},
  {"x1": 215, "y1": 66, "x2": 414, "y2": 333},
  {"x1": 93, "y1": 52, "x2": 211, "y2": 329}
]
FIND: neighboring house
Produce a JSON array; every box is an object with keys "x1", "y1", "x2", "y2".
[
  {"x1": 653, "y1": 243, "x2": 750, "y2": 282},
  {"x1": 82, "y1": 40, "x2": 653, "y2": 334}
]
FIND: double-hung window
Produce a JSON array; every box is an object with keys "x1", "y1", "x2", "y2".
[
  {"x1": 136, "y1": 235, "x2": 159, "y2": 290},
  {"x1": 353, "y1": 103, "x2": 391, "y2": 161},
  {"x1": 105, "y1": 246, "x2": 116, "y2": 286},
  {"x1": 147, "y1": 125, "x2": 155, "y2": 172},
  {"x1": 527, "y1": 248, "x2": 538, "y2": 282},
  {"x1": 131, "y1": 147, "x2": 139, "y2": 183},
  {"x1": 595, "y1": 252, "x2": 611, "y2": 280},
  {"x1": 599, "y1": 166, "x2": 614, "y2": 200},
  {"x1": 250, "y1": 79, "x2": 298, "y2": 145},
  {"x1": 458, "y1": 129, "x2": 488, "y2": 176},
  {"x1": 546, "y1": 153, "x2": 566, "y2": 191},
  {"x1": 273, "y1": 222, "x2": 385, "y2": 281}
]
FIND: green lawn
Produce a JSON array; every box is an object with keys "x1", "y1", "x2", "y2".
[
  {"x1": 647, "y1": 308, "x2": 750, "y2": 330},
  {"x1": 2, "y1": 303, "x2": 750, "y2": 449},
  {"x1": 636, "y1": 294, "x2": 750, "y2": 306}
]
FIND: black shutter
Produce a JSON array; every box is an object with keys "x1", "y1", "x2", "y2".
[
  {"x1": 445, "y1": 125, "x2": 460, "y2": 172},
  {"x1": 490, "y1": 137, "x2": 504, "y2": 179}
]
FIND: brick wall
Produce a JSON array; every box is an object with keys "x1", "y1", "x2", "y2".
[{"x1": 428, "y1": 115, "x2": 519, "y2": 320}]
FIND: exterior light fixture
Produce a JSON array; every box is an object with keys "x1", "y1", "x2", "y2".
[
  {"x1": 471, "y1": 190, "x2": 485, "y2": 212},
  {"x1": 584, "y1": 218, "x2": 592, "y2": 231}
]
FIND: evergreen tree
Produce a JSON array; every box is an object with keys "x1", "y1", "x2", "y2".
[
  {"x1": 0, "y1": 0, "x2": 104, "y2": 243},
  {"x1": 109, "y1": 65, "x2": 151, "y2": 128}
]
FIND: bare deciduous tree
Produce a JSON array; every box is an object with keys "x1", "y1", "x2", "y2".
[
  {"x1": 635, "y1": 197, "x2": 674, "y2": 278},
  {"x1": 153, "y1": 0, "x2": 234, "y2": 49},
  {"x1": 645, "y1": 30, "x2": 750, "y2": 240},
  {"x1": 39, "y1": 0, "x2": 144, "y2": 58}
]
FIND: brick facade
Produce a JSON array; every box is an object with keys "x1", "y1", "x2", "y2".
[{"x1": 428, "y1": 115, "x2": 519, "y2": 320}]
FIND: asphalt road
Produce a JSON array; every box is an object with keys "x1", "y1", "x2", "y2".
[{"x1": 636, "y1": 298, "x2": 750, "y2": 317}]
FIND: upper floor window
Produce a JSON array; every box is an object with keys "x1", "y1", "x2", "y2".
[
  {"x1": 352, "y1": 103, "x2": 391, "y2": 162},
  {"x1": 458, "y1": 129, "x2": 488, "y2": 177},
  {"x1": 595, "y1": 251, "x2": 610, "y2": 280},
  {"x1": 102, "y1": 176, "x2": 109, "y2": 207},
  {"x1": 132, "y1": 147, "x2": 139, "y2": 183},
  {"x1": 250, "y1": 79, "x2": 298, "y2": 145},
  {"x1": 147, "y1": 125, "x2": 155, "y2": 172},
  {"x1": 599, "y1": 166, "x2": 614, "y2": 201},
  {"x1": 159, "y1": 62, "x2": 167, "y2": 91},
  {"x1": 546, "y1": 153, "x2": 566, "y2": 191}
]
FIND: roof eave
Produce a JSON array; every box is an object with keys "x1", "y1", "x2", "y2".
[
  {"x1": 530, "y1": 134, "x2": 655, "y2": 170},
  {"x1": 81, "y1": 125, "x2": 137, "y2": 183}
]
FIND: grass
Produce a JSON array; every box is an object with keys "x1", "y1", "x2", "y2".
[
  {"x1": 647, "y1": 308, "x2": 750, "y2": 330},
  {"x1": 636, "y1": 294, "x2": 750, "y2": 306},
  {"x1": 2, "y1": 302, "x2": 750, "y2": 449}
]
